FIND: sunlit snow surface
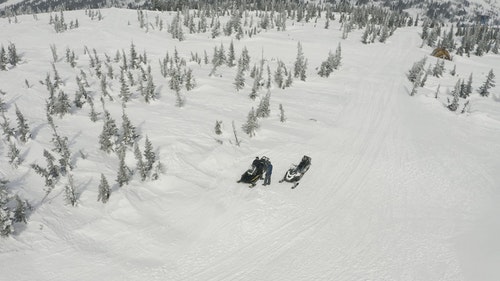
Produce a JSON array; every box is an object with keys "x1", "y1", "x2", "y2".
[{"x1": 1, "y1": 7, "x2": 500, "y2": 281}]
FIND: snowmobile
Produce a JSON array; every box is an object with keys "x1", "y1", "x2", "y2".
[
  {"x1": 279, "y1": 155, "x2": 311, "y2": 189},
  {"x1": 237, "y1": 157, "x2": 267, "y2": 187}
]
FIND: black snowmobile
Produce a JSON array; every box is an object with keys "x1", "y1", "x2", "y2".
[
  {"x1": 237, "y1": 157, "x2": 267, "y2": 187},
  {"x1": 279, "y1": 155, "x2": 311, "y2": 189}
]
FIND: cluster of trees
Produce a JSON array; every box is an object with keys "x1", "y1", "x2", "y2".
[
  {"x1": 421, "y1": 20, "x2": 500, "y2": 57},
  {"x1": 0, "y1": 42, "x2": 21, "y2": 71},
  {"x1": 0, "y1": 179, "x2": 30, "y2": 237},
  {"x1": 49, "y1": 10, "x2": 80, "y2": 32},
  {"x1": 407, "y1": 56, "x2": 496, "y2": 113}
]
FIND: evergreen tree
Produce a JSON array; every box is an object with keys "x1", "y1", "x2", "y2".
[
  {"x1": 134, "y1": 143, "x2": 147, "y2": 181},
  {"x1": 241, "y1": 107, "x2": 259, "y2": 137},
  {"x1": 116, "y1": 147, "x2": 131, "y2": 187},
  {"x1": 294, "y1": 42, "x2": 307, "y2": 81},
  {"x1": 185, "y1": 68, "x2": 196, "y2": 91},
  {"x1": 463, "y1": 73, "x2": 473, "y2": 98},
  {"x1": 0, "y1": 194, "x2": 13, "y2": 236},
  {"x1": 0, "y1": 45, "x2": 7, "y2": 71},
  {"x1": 129, "y1": 42, "x2": 138, "y2": 69},
  {"x1": 99, "y1": 110, "x2": 118, "y2": 153},
  {"x1": 97, "y1": 174, "x2": 111, "y2": 203},
  {"x1": 227, "y1": 40, "x2": 236, "y2": 67},
  {"x1": 1, "y1": 113, "x2": 15, "y2": 141},
  {"x1": 54, "y1": 90, "x2": 71, "y2": 117},
  {"x1": 144, "y1": 73, "x2": 157, "y2": 103},
  {"x1": 256, "y1": 91, "x2": 271, "y2": 118},
  {"x1": 448, "y1": 80, "x2": 461, "y2": 111},
  {"x1": 234, "y1": 62, "x2": 245, "y2": 91},
  {"x1": 15, "y1": 105, "x2": 30, "y2": 143},
  {"x1": 50, "y1": 122, "x2": 72, "y2": 174},
  {"x1": 478, "y1": 69, "x2": 496, "y2": 97},
  {"x1": 31, "y1": 149, "x2": 60, "y2": 188},
  {"x1": 432, "y1": 59, "x2": 445, "y2": 77},
  {"x1": 318, "y1": 51, "x2": 335, "y2": 78},
  {"x1": 119, "y1": 70, "x2": 131, "y2": 103},
  {"x1": 240, "y1": 47, "x2": 250, "y2": 72},
  {"x1": 13, "y1": 195, "x2": 29, "y2": 223},
  {"x1": 407, "y1": 57, "x2": 427, "y2": 82},
  {"x1": 7, "y1": 141, "x2": 21, "y2": 168},
  {"x1": 120, "y1": 109, "x2": 139, "y2": 147},
  {"x1": 64, "y1": 174, "x2": 78, "y2": 206},
  {"x1": 274, "y1": 60, "x2": 285, "y2": 88},
  {"x1": 143, "y1": 136, "x2": 156, "y2": 176},
  {"x1": 7, "y1": 43, "x2": 19, "y2": 66}
]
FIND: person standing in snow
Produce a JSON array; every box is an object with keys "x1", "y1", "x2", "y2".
[{"x1": 263, "y1": 158, "x2": 273, "y2": 186}]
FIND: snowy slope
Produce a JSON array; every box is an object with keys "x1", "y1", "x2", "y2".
[{"x1": 1, "y1": 7, "x2": 500, "y2": 281}]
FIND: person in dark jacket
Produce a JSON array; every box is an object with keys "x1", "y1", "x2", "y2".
[{"x1": 263, "y1": 158, "x2": 273, "y2": 186}]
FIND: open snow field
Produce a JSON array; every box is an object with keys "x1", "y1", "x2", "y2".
[{"x1": 1, "y1": 7, "x2": 500, "y2": 281}]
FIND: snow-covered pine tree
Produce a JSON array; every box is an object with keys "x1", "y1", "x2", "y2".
[
  {"x1": 256, "y1": 91, "x2": 271, "y2": 118},
  {"x1": 0, "y1": 45, "x2": 7, "y2": 71},
  {"x1": 274, "y1": 60, "x2": 285, "y2": 88},
  {"x1": 120, "y1": 108, "x2": 139, "y2": 147},
  {"x1": 294, "y1": 42, "x2": 307, "y2": 81},
  {"x1": 13, "y1": 195, "x2": 29, "y2": 223},
  {"x1": 407, "y1": 56, "x2": 427, "y2": 82},
  {"x1": 49, "y1": 121, "x2": 72, "y2": 174},
  {"x1": 15, "y1": 105, "x2": 31, "y2": 143},
  {"x1": 87, "y1": 96, "x2": 99, "y2": 122},
  {"x1": 462, "y1": 73, "x2": 473, "y2": 98},
  {"x1": 143, "y1": 136, "x2": 156, "y2": 177},
  {"x1": 129, "y1": 42, "x2": 138, "y2": 69},
  {"x1": 97, "y1": 173, "x2": 111, "y2": 203},
  {"x1": 1, "y1": 113, "x2": 15, "y2": 141},
  {"x1": 99, "y1": 110, "x2": 119, "y2": 153},
  {"x1": 0, "y1": 179, "x2": 14, "y2": 237},
  {"x1": 7, "y1": 43, "x2": 20, "y2": 66},
  {"x1": 64, "y1": 174, "x2": 78, "y2": 206},
  {"x1": 234, "y1": 61, "x2": 245, "y2": 91},
  {"x1": 144, "y1": 73, "x2": 157, "y2": 103},
  {"x1": 448, "y1": 80, "x2": 461, "y2": 111},
  {"x1": 242, "y1": 107, "x2": 259, "y2": 137},
  {"x1": 318, "y1": 50, "x2": 335, "y2": 77},
  {"x1": 332, "y1": 43, "x2": 342, "y2": 70},
  {"x1": 31, "y1": 149, "x2": 60, "y2": 188},
  {"x1": 8, "y1": 141, "x2": 22, "y2": 168},
  {"x1": 185, "y1": 68, "x2": 196, "y2": 91},
  {"x1": 432, "y1": 59, "x2": 445, "y2": 77},
  {"x1": 227, "y1": 40, "x2": 236, "y2": 67},
  {"x1": 54, "y1": 90, "x2": 71, "y2": 118},
  {"x1": 116, "y1": 147, "x2": 131, "y2": 187},
  {"x1": 134, "y1": 142, "x2": 147, "y2": 181},
  {"x1": 478, "y1": 69, "x2": 495, "y2": 97},
  {"x1": 119, "y1": 70, "x2": 131, "y2": 103},
  {"x1": 240, "y1": 47, "x2": 250, "y2": 72}
]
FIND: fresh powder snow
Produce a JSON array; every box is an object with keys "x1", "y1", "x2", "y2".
[{"x1": 0, "y1": 6, "x2": 500, "y2": 281}]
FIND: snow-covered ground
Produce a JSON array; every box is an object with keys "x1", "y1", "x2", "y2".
[{"x1": 1, "y1": 7, "x2": 500, "y2": 281}]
